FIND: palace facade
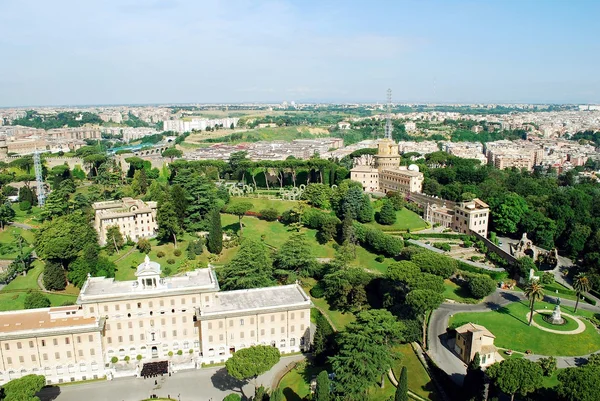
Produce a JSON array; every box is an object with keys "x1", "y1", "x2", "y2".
[{"x1": 0, "y1": 257, "x2": 312, "y2": 385}]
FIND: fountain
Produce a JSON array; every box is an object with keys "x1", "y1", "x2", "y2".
[{"x1": 543, "y1": 297, "x2": 565, "y2": 325}]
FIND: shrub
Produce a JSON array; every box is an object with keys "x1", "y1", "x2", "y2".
[
  {"x1": 433, "y1": 242, "x2": 452, "y2": 252},
  {"x1": 540, "y1": 272, "x2": 555, "y2": 285},
  {"x1": 136, "y1": 355, "x2": 142, "y2": 361},
  {"x1": 463, "y1": 239, "x2": 473, "y2": 248},
  {"x1": 310, "y1": 283, "x2": 325, "y2": 298},
  {"x1": 411, "y1": 252, "x2": 457, "y2": 279},
  {"x1": 157, "y1": 251, "x2": 165, "y2": 258},
  {"x1": 168, "y1": 351, "x2": 173, "y2": 357},
  {"x1": 375, "y1": 255, "x2": 385, "y2": 263},
  {"x1": 537, "y1": 356, "x2": 557, "y2": 376},
  {"x1": 467, "y1": 274, "x2": 497, "y2": 299},
  {"x1": 24, "y1": 291, "x2": 51, "y2": 309},
  {"x1": 189, "y1": 349, "x2": 194, "y2": 354},
  {"x1": 173, "y1": 249, "x2": 182, "y2": 257},
  {"x1": 124, "y1": 356, "x2": 130, "y2": 363},
  {"x1": 137, "y1": 238, "x2": 151, "y2": 254},
  {"x1": 111, "y1": 356, "x2": 118, "y2": 364},
  {"x1": 167, "y1": 258, "x2": 175, "y2": 265},
  {"x1": 162, "y1": 265, "x2": 172, "y2": 276},
  {"x1": 470, "y1": 255, "x2": 482, "y2": 262},
  {"x1": 19, "y1": 200, "x2": 32, "y2": 211},
  {"x1": 177, "y1": 350, "x2": 183, "y2": 355},
  {"x1": 376, "y1": 200, "x2": 397, "y2": 225},
  {"x1": 259, "y1": 208, "x2": 278, "y2": 221}
]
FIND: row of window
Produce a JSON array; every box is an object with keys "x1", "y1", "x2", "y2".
[
  {"x1": 105, "y1": 327, "x2": 197, "y2": 344},
  {"x1": 4, "y1": 335, "x2": 96, "y2": 350},
  {"x1": 207, "y1": 324, "x2": 305, "y2": 343},
  {"x1": 106, "y1": 316, "x2": 188, "y2": 331},
  {"x1": 5, "y1": 348, "x2": 97, "y2": 365},
  {"x1": 94, "y1": 296, "x2": 203, "y2": 313},
  {"x1": 206, "y1": 312, "x2": 305, "y2": 330}
]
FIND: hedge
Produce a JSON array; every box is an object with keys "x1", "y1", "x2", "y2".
[
  {"x1": 457, "y1": 261, "x2": 508, "y2": 281},
  {"x1": 405, "y1": 233, "x2": 474, "y2": 241}
]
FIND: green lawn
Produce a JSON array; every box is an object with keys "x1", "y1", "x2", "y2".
[
  {"x1": 10, "y1": 205, "x2": 43, "y2": 228},
  {"x1": 442, "y1": 280, "x2": 480, "y2": 304},
  {"x1": 0, "y1": 292, "x2": 78, "y2": 311},
  {"x1": 449, "y1": 300, "x2": 600, "y2": 356},
  {"x1": 392, "y1": 344, "x2": 438, "y2": 400},
  {"x1": 302, "y1": 278, "x2": 355, "y2": 331},
  {"x1": 0, "y1": 225, "x2": 36, "y2": 259},
  {"x1": 532, "y1": 311, "x2": 581, "y2": 331},
  {"x1": 366, "y1": 208, "x2": 429, "y2": 233},
  {"x1": 277, "y1": 362, "x2": 324, "y2": 401},
  {"x1": 228, "y1": 196, "x2": 301, "y2": 214}
]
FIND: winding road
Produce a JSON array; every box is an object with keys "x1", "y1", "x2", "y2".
[{"x1": 427, "y1": 289, "x2": 600, "y2": 386}]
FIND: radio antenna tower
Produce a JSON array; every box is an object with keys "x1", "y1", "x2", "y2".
[
  {"x1": 385, "y1": 88, "x2": 393, "y2": 140},
  {"x1": 33, "y1": 150, "x2": 46, "y2": 207}
]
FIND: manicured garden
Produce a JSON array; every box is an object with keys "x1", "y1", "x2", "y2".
[
  {"x1": 366, "y1": 207, "x2": 429, "y2": 232},
  {"x1": 228, "y1": 196, "x2": 302, "y2": 215},
  {"x1": 449, "y1": 300, "x2": 600, "y2": 356},
  {"x1": 532, "y1": 311, "x2": 581, "y2": 332},
  {"x1": 0, "y1": 225, "x2": 36, "y2": 259}
]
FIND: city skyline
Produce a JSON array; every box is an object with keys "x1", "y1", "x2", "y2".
[{"x1": 1, "y1": 0, "x2": 599, "y2": 107}]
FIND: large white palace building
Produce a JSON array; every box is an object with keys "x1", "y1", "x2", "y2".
[{"x1": 0, "y1": 257, "x2": 312, "y2": 385}]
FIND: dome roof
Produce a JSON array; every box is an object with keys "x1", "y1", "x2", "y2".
[
  {"x1": 136, "y1": 255, "x2": 161, "y2": 277},
  {"x1": 408, "y1": 164, "x2": 420, "y2": 172}
]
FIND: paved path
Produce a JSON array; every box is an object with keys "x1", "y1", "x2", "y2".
[
  {"x1": 38, "y1": 354, "x2": 305, "y2": 401},
  {"x1": 526, "y1": 310, "x2": 585, "y2": 334},
  {"x1": 427, "y1": 289, "x2": 600, "y2": 386},
  {"x1": 9, "y1": 222, "x2": 35, "y2": 230}
]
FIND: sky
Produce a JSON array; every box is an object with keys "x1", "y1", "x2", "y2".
[{"x1": 0, "y1": 0, "x2": 599, "y2": 106}]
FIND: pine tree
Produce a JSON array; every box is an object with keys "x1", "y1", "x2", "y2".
[
  {"x1": 207, "y1": 208, "x2": 223, "y2": 254},
  {"x1": 357, "y1": 194, "x2": 374, "y2": 223},
  {"x1": 43, "y1": 261, "x2": 67, "y2": 291},
  {"x1": 377, "y1": 200, "x2": 397, "y2": 225},
  {"x1": 395, "y1": 366, "x2": 408, "y2": 401}
]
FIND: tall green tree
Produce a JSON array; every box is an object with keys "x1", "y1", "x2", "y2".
[
  {"x1": 227, "y1": 202, "x2": 253, "y2": 233},
  {"x1": 315, "y1": 370, "x2": 331, "y2": 401},
  {"x1": 557, "y1": 364, "x2": 600, "y2": 401},
  {"x1": 43, "y1": 260, "x2": 66, "y2": 291},
  {"x1": 524, "y1": 281, "x2": 544, "y2": 326},
  {"x1": 131, "y1": 169, "x2": 148, "y2": 196},
  {"x1": 405, "y1": 289, "x2": 444, "y2": 347},
  {"x1": 486, "y1": 359, "x2": 543, "y2": 401},
  {"x1": 35, "y1": 214, "x2": 98, "y2": 268},
  {"x1": 24, "y1": 291, "x2": 51, "y2": 309},
  {"x1": 573, "y1": 273, "x2": 591, "y2": 313},
  {"x1": 269, "y1": 388, "x2": 284, "y2": 401},
  {"x1": 170, "y1": 184, "x2": 187, "y2": 227},
  {"x1": 1, "y1": 374, "x2": 46, "y2": 401},
  {"x1": 162, "y1": 147, "x2": 183, "y2": 162},
  {"x1": 377, "y1": 200, "x2": 397, "y2": 225},
  {"x1": 322, "y1": 267, "x2": 372, "y2": 312},
  {"x1": 395, "y1": 366, "x2": 408, "y2": 401},
  {"x1": 218, "y1": 238, "x2": 274, "y2": 290},
  {"x1": 273, "y1": 233, "x2": 316, "y2": 282},
  {"x1": 0, "y1": 201, "x2": 15, "y2": 230},
  {"x1": 207, "y1": 208, "x2": 223, "y2": 254},
  {"x1": 225, "y1": 345, "x2": 280, "y2": 392},
  {"x1": 41, "y1": 189, "x2": 69, "y2": 220},
  {"x1": 330, "y1": 310, "x2": 403, "y2": 399},
  {"x1": 489, "y1": 193, "x2": 529, "y2": 235},
  {"x1": 357, "y1": 194, "x2": 374, "y2": 223},
  {"x1": 156, "y1": 198, "x2": 182, "y2": 248},
  {"x1": 105, "y1": 225, "x2": 124, "y2": 255}
]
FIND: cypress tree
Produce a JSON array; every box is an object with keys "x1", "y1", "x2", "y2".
[
  {"x1": 43, "y1": 261, "x2": 67, "y2": 291},
  {"x1": 207, "y1": 208, "x2": 223, "y2": 254},
  {"x1": 377, "y1": 200, "x2": 397, "y2": 225},
  {"x1": 357, "y1": 194, "x2": 374, "y2": 223},
  {"x1": 315, "y1": 370, "x2": 331, "y2": 401},
  {"x1": 395, "y1": 366, "x2": 408, "y2": 401}
]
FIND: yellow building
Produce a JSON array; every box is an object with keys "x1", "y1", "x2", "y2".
[
  {"x1": 93, "y1": 198, "x2": 158, "y2": 245},
  {"x1": 0, "y1": 257, "x2": 313, "y2": 385},
  {"x1": 454, "y1": 323, "x2": 497, "y2": 367},
  {"x1": 350, "y1": 138, "x2": 423, "y2": 194}
]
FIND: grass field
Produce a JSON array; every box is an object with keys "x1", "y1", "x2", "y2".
[
  {"x1": 366, "y1": 208, "x2": 429, "y2": 233},
  {"x1": 391, "y1": 344, "x2": 438, "y2": 400},
  {"x1": 442, "y1": 280, "x2": 480, "y2": 304},
  {"x1": 532, "y1": 311, "x2": 580, "y2": 331},
  {"x1": 277, "y1": 362, "x2": 324, "y2": 401},
  {"x1": 0, "y1": 262, "x2": 79, "y2": 311},
  {"x1": 302, "y1": 278, "x2": 355, "y2": 331},
  {"x1": 449, "y1": 300, "x2": 600, "y2": 356},
  {"x1": 0, "y1": 225, "x2": 36, "y2": 259},
  {"x1": 228, "y1": 196, "x2": 301, "y2": 215},
  {"x1": 10, "y1": 205, "x2": 43, "y2": 227}
]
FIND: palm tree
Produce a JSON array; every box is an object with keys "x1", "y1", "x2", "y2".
[
  {"x1": 525, "y1": 281, "x2": 544, "y2": 326},
  {"x1": 573, "y1": 273, "x2": 591, "y2": 313}
]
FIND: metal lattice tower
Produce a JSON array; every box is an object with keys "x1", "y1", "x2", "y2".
[
  {"x1": 33, "y1": 150, "x2": 46, "y2": 207},
  {"x1": 384, "y1": 88, "x2": 393, "y2": 140}
]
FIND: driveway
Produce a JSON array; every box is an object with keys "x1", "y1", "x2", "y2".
[
  {"x1": 38, "y1": 354, "x2": 305, "y2": 401},
  {"x1": 427, "y1": 289, "x2": 600, "y2": 386}
]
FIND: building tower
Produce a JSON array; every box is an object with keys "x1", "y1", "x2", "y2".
[
  {"x1": 33, "y1": 150, "x2": 46, "y2": 207},
  {"x1": 375, "y1": 89, "x2": 400, "y2": 170},
  {"x1": 0, "y1": 136, "x2": 8, "y2": 161}
]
